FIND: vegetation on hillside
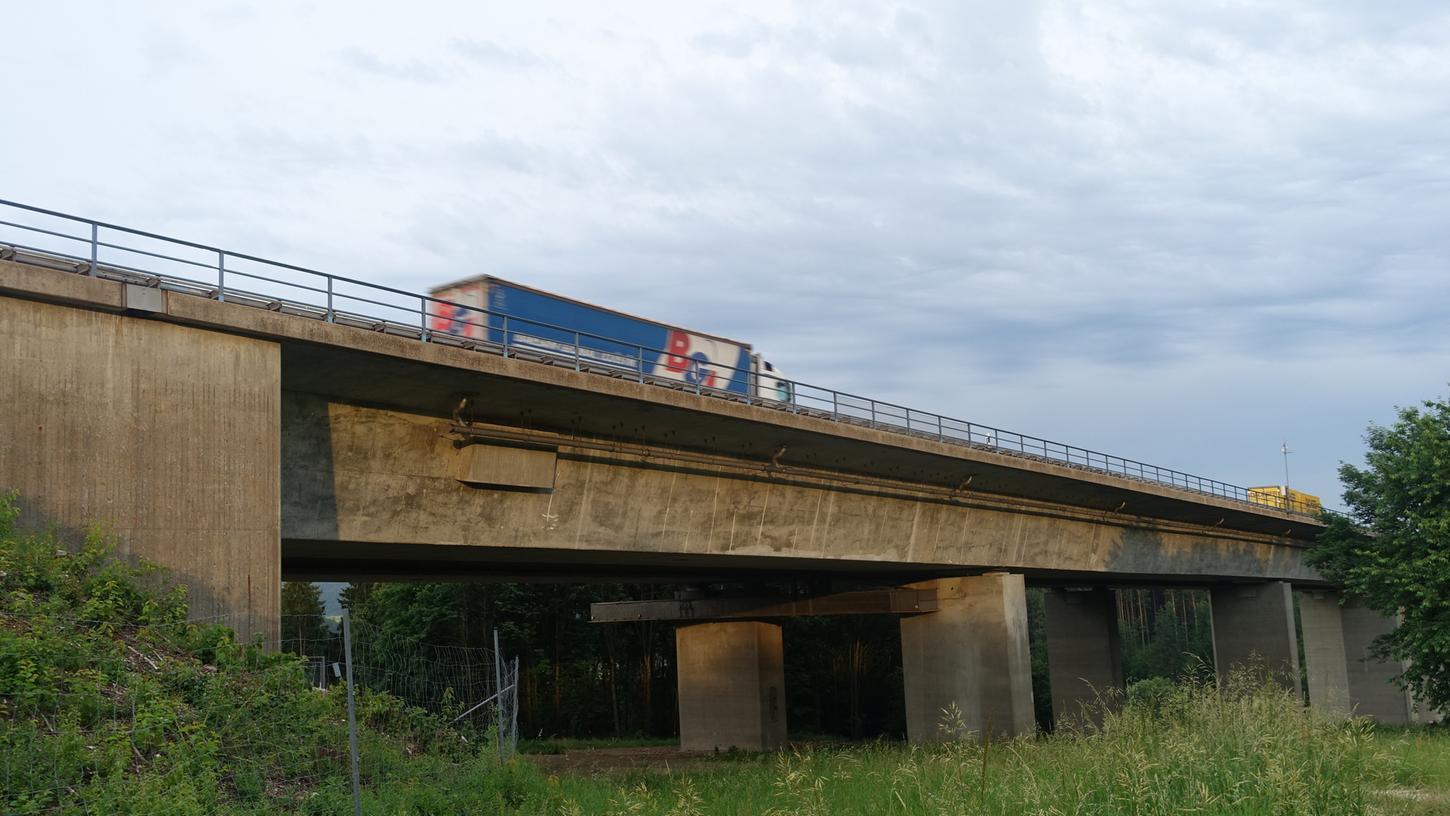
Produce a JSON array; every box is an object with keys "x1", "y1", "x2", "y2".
[{"x1": 0, "y1": 492, "x2": 543, "y2": 815}]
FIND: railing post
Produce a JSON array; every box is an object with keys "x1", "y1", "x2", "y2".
[
  {"x1": 637, "y1": 346, "x2": 645, "y2": 383},
  {"x1": 89, "y1": 223, "x2": 98, "y2": 277},
  {"x1": 831, "y1": 391, "x2": 839, "y2": 419},
  {"x1": 420, "y1": 296, "x2": 429, "y2": 342},
  {"x1": 869, "y1": 401, "x2": 877, "y2": 426},
  {"x1": 216, "y1": 251, "x2": 226, "y2": 302},
  {"x1": 326, "y1": 277, "x2": 334, "y2": 323},
  {"x1": 501, "y1": 316, "x2": 510, "y2": 356},
  {"x1": 574, "y1": 331, "x2": 581, "y2": 371},
  {"x1": 936, "y1": 414, "x2": 943, "y2": 442}
]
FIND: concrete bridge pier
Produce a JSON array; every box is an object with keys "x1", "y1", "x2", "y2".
[
  {"x1": 1341, "y1": 599, "x2": 1417, "y2": 723},
  {"x1": 1299, "y1": 592, "x2": 1417, "y2": 723},
  {"x1": 1209, "y1": 581, "x2": 1301, "y2": 695},
  {"x1": 900, "y1": 573, "x2": 1035, "y2": 742},
  {"x1": 675, "y1": 621, "x2": 787, "y2": 751},
  {"x1": 1044, "y1": 587, "x2": 1124, "y2": 727},
  {"x1": 1298, "y1": 591, "x2": 1353, "y2": 717}
]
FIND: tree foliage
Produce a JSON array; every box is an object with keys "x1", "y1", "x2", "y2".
[
  {"x1": 1309, "y1": 394, "x2": 1450, "y2": 710},
  {"x1": 279, "y1": 581, "x2": 330, "y2": 648}
]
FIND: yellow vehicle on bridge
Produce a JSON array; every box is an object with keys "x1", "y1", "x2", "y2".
[{"x1": 1248, "y1": 485, "x2": 1322, "y2": 515}]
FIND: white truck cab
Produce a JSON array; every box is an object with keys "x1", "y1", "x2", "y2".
[{"x1": 753, "y1": 355, "x2": 794, "y2": 404}]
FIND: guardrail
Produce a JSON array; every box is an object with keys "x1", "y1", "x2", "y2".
[{"x1": 0, "y1": 198, "x2": 1327, "y2": 519}]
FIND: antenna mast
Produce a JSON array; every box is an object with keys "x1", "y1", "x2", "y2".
[{"x1": 1280, "y1": 441, "x2": 1292, "y2": 496}]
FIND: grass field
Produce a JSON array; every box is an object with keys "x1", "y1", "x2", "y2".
[{"x1": 531, "y1": 690, "x2": 1450, "y2": 816}]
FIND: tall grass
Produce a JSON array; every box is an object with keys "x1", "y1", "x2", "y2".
[{"x1": 548, "y1": 675, "x2": 1402, "y2": 815}]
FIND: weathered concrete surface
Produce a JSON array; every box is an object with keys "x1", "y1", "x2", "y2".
[
  {"x1": 0, "y1": 296, "x2": 280, "y2": 640},
  {"x1": 900, "y1": 574, "x2": 1035, "y2": 741},
  {"x1": 1298, "y1": 591, "x2": 1352, "y2": 717},
  {"x1": 1341, "y1": 600, "x2": 1415, "y2": 724},
  {"x1": 676, "y1": 621, "x2": 786, "y2": 751},
  {"x1": 1209, "y1": 582, "x2": 1301, "y2": 695},
  {"x1": 282, "y1": 395, "x2": 1322, "y2": 584},
  {"x1": 1045, "y1": 588, "x2": 1123, "y2": 727}
]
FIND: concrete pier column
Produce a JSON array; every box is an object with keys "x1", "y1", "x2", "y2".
[
  {"x1": 900, "y1": 573, "x2": 1035, "y2": 742},
  {"x1": 1341, "y1": 599, "x2": 1415, "y2": 724},
  {"x1": 675, "y1": 621, "x2": 786, "y2": 751},
  {"x1": 1044, "y1": 588, "x2": 1123, "y2": 727},
  {"x1": 1208, "y1": 582, "x2": 1300, "y2": 695},
  {"x1": 1297, "y1": 591, "x2": 1351, "y2": 717}
]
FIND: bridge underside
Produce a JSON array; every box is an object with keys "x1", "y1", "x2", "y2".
[
  {"x1": 279, "y1": 392, "x2": 1321, "y2": 589},
  {"x1": 280, "y1": 537, "x2": 1310, "y2": 586}
]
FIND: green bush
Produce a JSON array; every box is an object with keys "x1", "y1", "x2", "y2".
[{"x1": 0, "y1": 490, "x2": 549, "y2": 815}]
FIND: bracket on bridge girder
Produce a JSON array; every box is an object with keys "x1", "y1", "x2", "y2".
[{"x1": 590, "y1": 587, "x2": 939, "y2": 623}]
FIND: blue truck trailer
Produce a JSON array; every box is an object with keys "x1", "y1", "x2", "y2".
[{"x1": 428, "y1": 276, "x2": 792, "y2": 402}]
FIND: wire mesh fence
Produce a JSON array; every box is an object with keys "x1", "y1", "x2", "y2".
[
  {"x1": 0, "y1": 610, "x2": 519, "y2": 815},
  {"x1": 344, "y1": 618, "x2": 520, "y2": 762}
]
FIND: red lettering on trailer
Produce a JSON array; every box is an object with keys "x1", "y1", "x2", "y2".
[{"x1": 664, "y1": 330, "x2": 691, "y2": 372}]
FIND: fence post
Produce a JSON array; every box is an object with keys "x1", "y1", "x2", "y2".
[
  {"x1": 89, "y1": 223, "x2": 98, "y2": 277},
  {"x1": 326, "y1": 277, "x2": 334, "y2": 323},
  {"x1": 511, "y1": 657, "x2": 520, "y2": 757},
  {"x1": 420, "y1": 296, "x2": 429, "y2": 342},
  {"x1": 342, "y1": 611, "x2": 362, "y2": 816},
  {"x1": 216, "y1": 251, "x2": 226, "y2": 302},
  {"x1": 493, "y1": 629, "x2": 505, "y2": 766},
  {"x1": 574, "y1": 332, "x2": 581, "y2": 371}
]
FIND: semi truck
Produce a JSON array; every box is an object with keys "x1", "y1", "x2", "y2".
[{"x1": 427, "y1": 276, "x2": 793, "y2": 403}]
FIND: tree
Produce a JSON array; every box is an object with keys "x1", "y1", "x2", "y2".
[
  {"x1": 279, "y1": 581, "x2": 329, "y2": 643},
  {"x1": 1309, "y1": 394, "x2": 1450, "y2": 711}
]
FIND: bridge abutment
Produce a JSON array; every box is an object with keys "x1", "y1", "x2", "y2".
[
  {"x1": 0, "y1": 295, "x2": 281, "y2": 642},
  {"x1": 1044, "y1": 587, "x2": 1124, "y2": 727},
  {"x1": 675, "y1": 621, "x2": 787, "y2": 751},
  {"x1": 1209, "y1": 582, "x2": 1301, "y2": 695},
  {"x1": 900, "y1": 573, "x2": 1035, "y2": 741}
]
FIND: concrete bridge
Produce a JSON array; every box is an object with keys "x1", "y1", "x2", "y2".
[{"x1": 0, "y1": 206, "x2": 1421, "y2": 745}]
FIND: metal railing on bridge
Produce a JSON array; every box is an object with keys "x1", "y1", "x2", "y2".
[{"x1": 0, "y1": 199, "x2": 1326, "y2": 518}]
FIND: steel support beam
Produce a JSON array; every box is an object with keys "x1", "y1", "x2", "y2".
[{"x1": 591, "y1": 587, "x2": 938, "y2": 623}]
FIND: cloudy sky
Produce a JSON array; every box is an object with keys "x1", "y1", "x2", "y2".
[{"x1": 5, "y1": 1, "x2": 1450, "y2": 508}]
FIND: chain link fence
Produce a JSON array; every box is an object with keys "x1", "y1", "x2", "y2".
[{"x1": 1, "y1": 610, "x2": 519, "y2": 815}]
